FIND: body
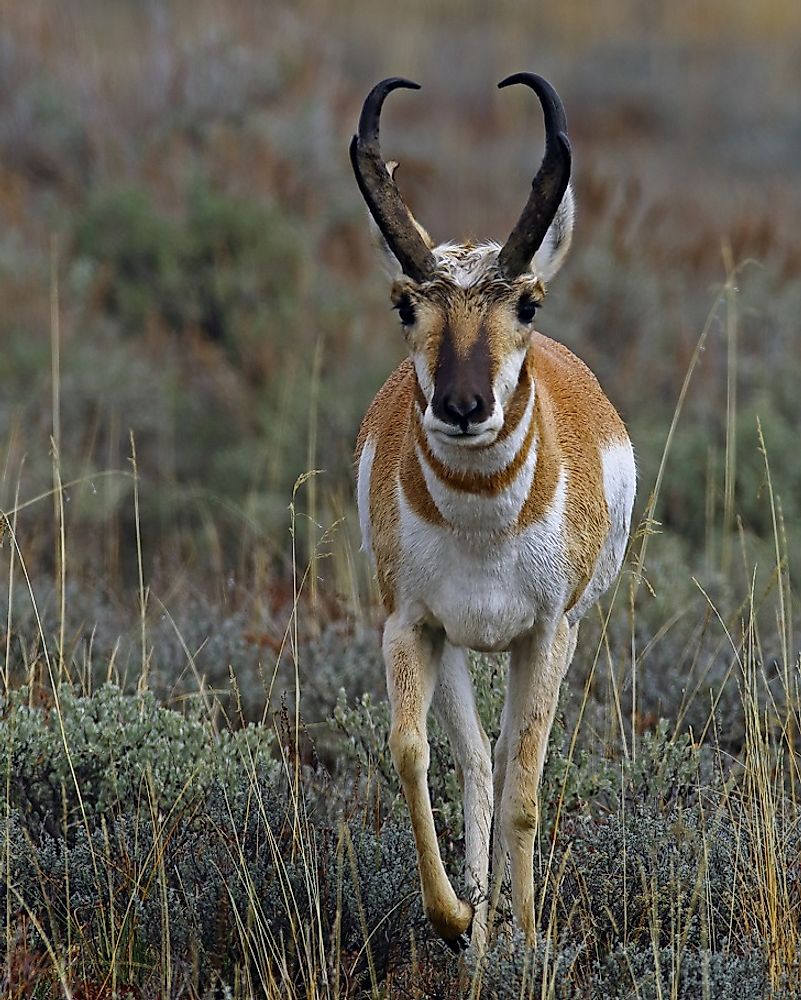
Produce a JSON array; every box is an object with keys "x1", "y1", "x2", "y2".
[
  {"x1": 350, "y1": 75, "x2": 636, "y2": 950},
  {"x1": 357, "y1": 332, "x2": 633, "y2": 648}
]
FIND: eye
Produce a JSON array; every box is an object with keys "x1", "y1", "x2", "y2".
[
  {"x1": 394, "y1": 295, "x2": 416, "y2": 327},
  {"x1": 516, "y1": 295, "x2": 538, "y2": 325}
]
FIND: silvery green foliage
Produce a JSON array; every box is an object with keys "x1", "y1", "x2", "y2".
[
  {"x1": 311, "y1": 821, "x2": 434, "y2": 985},
  {"x1": 0, "y1": 685, "x2": 442, "y2": 992},
  {"x1": 331, "y1": 688, "x2": 790, "y2": 995},
  {"x1": 475, "y1": 939, "x2": 776, "y2": 1000},
  {"x1": 471, "y1": 933, "x2": 582, "y2": 1000},
  {"x1": 545, "y1": 809, "x2": 724, "y2": 953},
  {"x1": 1, "y1": 685, "x2": 289, "y2": 986},
  {"x1": 2, "y1": 682, "x2": 795, "y2": 994},
  {"x1": 594, "y1": 946, "x2": 779, "y2": 1000},
  {"x1": 2, "y1": 683, "x2": 277, "y2": 838},
  {"x1": 3, "y1": 764, "x2": 292, "y2": 984},
  {"x1": 537, "y1": 724, "x2": 744, "y2": 952}
]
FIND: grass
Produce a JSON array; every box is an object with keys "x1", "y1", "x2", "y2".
[{"x1": 2, "y1": 1, "x2": 801, "y2": 996}]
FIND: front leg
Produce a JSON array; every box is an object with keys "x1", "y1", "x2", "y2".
[
  {"x1": 383, "y1": 614, "x2": 473, "y2": 944},
  {"x1": 498, "y1": 616, "x2": 574, "y2": 940},
  {"x1": 432, "y1": 642, "x2": 493, "y2": 952}
]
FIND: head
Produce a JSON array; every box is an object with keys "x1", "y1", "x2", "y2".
[{"x1": 351, "y1": 74, "x2": 574, "y2": 448}]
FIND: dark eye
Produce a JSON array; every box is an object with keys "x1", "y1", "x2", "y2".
[
  {"x1": 394, "y1": 295, "x2": 416, "y2": 327},
  {"x1": 516, "y1": 295, "x2": 538, "y2": 324}
]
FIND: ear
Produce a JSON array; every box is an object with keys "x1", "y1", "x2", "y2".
[
  {"x1": 368, "y1": 160, "x2": 434, "y2": 279},
  {"x1": 531, "y1": 184, "x2": 574, "y2": 283}
]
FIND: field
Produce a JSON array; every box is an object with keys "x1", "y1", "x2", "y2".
[{"x1": 3, "y1": 1, "x2": 801, "y2": 996}]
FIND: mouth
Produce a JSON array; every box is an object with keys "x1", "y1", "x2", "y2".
[{"x1": 432, "y1": 426, "x2": 499, "y2": 447}]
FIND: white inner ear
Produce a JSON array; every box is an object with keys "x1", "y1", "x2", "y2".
[
  {"x1": 369, "y1": 217, "x2": 403, "y2": 279},
  {"x1": 531, "y1": 184, "x2": 575, "y2": 283},
  {"x1": 368, "y1": 211, "x2": 436, "y2": 279}
]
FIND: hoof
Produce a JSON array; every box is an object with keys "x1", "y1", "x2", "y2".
[{"x1": 429, "y1": 897, "x2": 473, "y2": 945}]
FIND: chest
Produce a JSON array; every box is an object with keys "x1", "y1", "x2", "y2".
[{"x1": 394, "y1": 475, "x2": 571, "y2": 650}]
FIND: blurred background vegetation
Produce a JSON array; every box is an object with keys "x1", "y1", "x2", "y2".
[{"x1": 3, "y1": 0, "x2": 801, "y2": 704}]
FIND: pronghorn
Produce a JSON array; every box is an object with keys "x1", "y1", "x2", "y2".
[{"x1": 352, "y1": 74, "x2": 636, "y2": 950}]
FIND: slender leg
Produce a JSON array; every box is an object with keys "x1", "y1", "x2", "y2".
[
  {"x1": 491, "y1": 699, "x2": 510, "y2": 890},
  {"x1": 432, "y1": 643, "x2": 493, "y2": 952},
  {"x1": 383, "y1": 614, "x2": 473, "y2": 943},
  {"x1": 499, "y1": 616, "x2": 574, "y2": 940}
]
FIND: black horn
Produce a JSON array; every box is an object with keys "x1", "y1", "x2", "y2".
[
  {"x1": 496, "y1": 73, "x2": 572, "y2": 280},
  {"x1": 350, "y1": 78, "x2": 437, "y2": 284}
]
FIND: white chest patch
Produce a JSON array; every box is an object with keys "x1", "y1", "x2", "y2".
[
  {"x1": 359, "y1": 425, "x2": 636, "y2": 650},
  {"x1": 394, "y1": 470, "x2": 570, "y2": 651}
]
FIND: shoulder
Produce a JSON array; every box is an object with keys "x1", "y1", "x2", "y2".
[{"x1": 355, "y1": 358, "x2": 416, "y2": 461}]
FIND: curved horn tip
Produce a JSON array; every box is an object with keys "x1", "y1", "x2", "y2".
[
  {"x1": 498, "y1": 71, "x2": 548, "y2": 90},
  {"x1": 496, "y1": 71, "x2": 568, "y2": 139},
  {"x1": 387, "y1": 77, "x2": 421, "y2": 90},
  {"x1": 367, "y1": 77, "x2": 422, "y2": 98},
  {"x1": 497, "y1": 72, "x2": 564, "y2": 103},
  {"x1": 495, "y1": 73, "x2": 572, "y2": 279},
  {"x1": 351, "y1": 78, "x2": 435, "y2": 283},
  {"x1": 357, "y1": 78, "x2": 422, "y2": 144}
]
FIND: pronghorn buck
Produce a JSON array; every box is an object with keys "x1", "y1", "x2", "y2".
[{"x1": 352, "y1": 74, "x2": 636, "y2": 950}]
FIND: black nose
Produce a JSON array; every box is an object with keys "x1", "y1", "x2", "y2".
[{"x1": 441, "y1": 393, "x2": 488, "y2": 431}]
